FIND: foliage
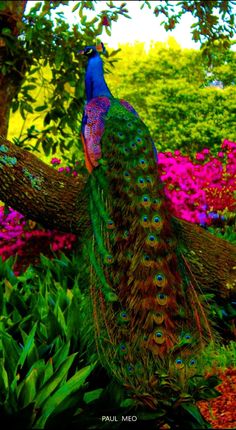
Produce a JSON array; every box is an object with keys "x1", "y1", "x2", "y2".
[
  {"x1": 2, "y1": 2, "x2": 235, "y2": 160},
  {"x1": 106, "y1": 40, "x2": 236, "y2": 154},
  {"x1": 0, "y1": 206, "x2": 77, "y2": 274},
  {"x1": 0, "y1": 253, "x2": 227, "y2": 430},
  {"x1": 0, "y1": 255, "x2": 98, "y2": 428},
  {"x1": 151, "y1": 1, "x2": 235, "y2": 54},
  {"x1": 1, "y1": 0, "x2": 128, "y2": 156},
  {"x1": 8, "y1": 39, "x2": 236, "y2": 159}
]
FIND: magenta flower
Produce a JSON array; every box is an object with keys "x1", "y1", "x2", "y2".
[
  {"x1": 196, "y1": 153, "x2": 205, "y2": 161},
  {"x1": 51, "y1": 158, "x2": 61, "y2": 165}
]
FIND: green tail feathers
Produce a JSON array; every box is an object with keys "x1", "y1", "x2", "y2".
[{"x1": 83, "y1": 99, "x2": 214, "y2": 405}]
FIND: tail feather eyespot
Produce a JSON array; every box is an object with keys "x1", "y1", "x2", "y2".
[
  {"x1": 156, "y1": 292, "x2": 168, "y2": 305},
  {"x1": 107, "y1": 219, "x2": 115, "y2": 229},
  {"x1": 153, "y1": 330, "x2": 165, "y2": 344},
  {"x1": 140, "y1": 195, "x2": 151, "y2": 207},
  {"x1": 141, "y1": 214, "x2": 149, "y2": 227},
  {"x1": 137, "y1": 177, "x2": 146, "y2": 188},
  {"x1": 123, "y1": 170, "x2": 131, "y2": 181},
  {"x1": 154, "y1": 273, "x2": 167, "y2": 288},
  {"x1": 104, "y1": 254, "x2": 114, "y2": 264},
  {"x1": 175, "y1": 358, "x2": 185, "y2": 369},
  {"x1": 146, "y1": 233, "x2": 160, "y2": 248},
  {"x1": 118, "y1": 310, "x2": 129, "y2": 324}
]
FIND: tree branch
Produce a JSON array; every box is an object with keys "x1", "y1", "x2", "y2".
[
  {"x1": 174, "y1": 217, "x2": 236, "y2": 299},
  {"x1": 0, "y1": 135, "x2": 90, "y2": 235}
]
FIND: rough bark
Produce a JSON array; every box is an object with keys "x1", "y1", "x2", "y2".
[
  {"x1": 0, "y1": 134, "x2": 235, "y2": 299},
  {"x1": 0, "y1": 135, "x2": 90, "y2": 236},
  {"x1": 174, "y1": 217, "x2": 236, "y2": 299},
  {"x1": 0, "y1": 1, "x2": 28, "y2": 137}
]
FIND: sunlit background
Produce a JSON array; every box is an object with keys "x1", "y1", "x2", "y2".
[{"x1": 25, "y1": 0, "x2": 205, "y2": 50}]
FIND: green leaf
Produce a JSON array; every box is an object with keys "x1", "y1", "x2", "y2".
[
  {"x1": 72, "y1": 2, "x2": 80, "y2": 12},
  {"x1": 35, "y1": 353, "x2": 77, "y2": 408},
  {"x1": 83, "y1": 388, "x2": 103, "y2": 404},
  {"x1": 1, "y1": 332, "x2": 20, "y2": 382},
  {"x1": 0, "y1": 358, "x2": 9, "y2": 393},
  {"x1": 181, "y1": 403, "x2": 209, "y2": 427},
  {"x1": 18, "y1": 324, "x2": 37, "y2": 369},
  {"x1": 42, "y1": 358, "x2": 54, "y2": 385},
  {"x1": 34, "y1": 363, "x2": 95, "y2": 428},
  {"x1": 35, "y1": 105, "x2": 48, "y2": 112},
  {"x1": 52, "y1": 342, "x2": 70, "y2": 371},
  {"x1": 17, "y1": 367, "x2": 38, "y2": 407},
  {"x1": 22, "y1": 84, "x2": 37, "y2": 91}
]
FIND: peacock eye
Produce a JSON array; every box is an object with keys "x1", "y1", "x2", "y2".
[
  {"x1": 157, "y1": 292, "x2": 168, "y2": 305},
  {"x1": 123, "y1": 171, "x2": 131, "y2": 180},
  {"x1": 189, "y1": 359, "x2": 196, "y2": 366},
  {"x1": 146, "y1": 176, "x2": 153, "y2": 184},
  {"x1": 120, "y1": 344, "x2": 127, "y2": 351},
  {"x1": 155, "y1": 331, "x2": 162, "y2": 338},
  {"x1": 118, "y1": 132, "x2": 124, "y2": 138},
  {"x1": 153, "y1": 216, "x2": 161, "y2": 223},
  {"x1": 156, "y1": 274, "x2": 163, "y2": 281},
  {"x1": 107, "y1": 220, "x2": 115, "y2": 229},
  {"x1": 86, "y1": 48, "x2": 93, "y2": 55},
  {"x1": 104, "y1": 254, "x2": 114, "y2": 264},
  {"x1": 144, "y1": 254, "x2": 150, "y2": 261},
  {"x1": 176, "y1": 358, "x2": 183, "y2": 365},
  {"x1": 185, "y1": 334, "x2": 191, "y2": 340},
  {"x1": 136, "y1": 137, "x2": 143, "y2": 144},
  {"x1": 127, "y1": 364, "x2": 134, "y2": 372},
  {"x1": 137, "y1": 177, "x2": 146, "y2": 187},
  {"x1": 130, "y1": 142, "x2": 137, "y2": 149}
]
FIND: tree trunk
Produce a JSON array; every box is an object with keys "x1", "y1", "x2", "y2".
[{"x1": 0, "y1": 1, "x2": 28, "y2": 137}]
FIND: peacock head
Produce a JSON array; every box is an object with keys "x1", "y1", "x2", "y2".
[{"x1": 78, "y1": 42, "x2": 106, "y2": 57}]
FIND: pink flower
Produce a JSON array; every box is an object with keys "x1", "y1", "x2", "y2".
[
  {"x1": 196, "y1": 153, "x2": 205, "y2": 161},
  {"x1": 51, "y1": 158, "x2": 61, "y2": 165},
  {"x1": 58, "y1": 167, "x2": 65, "y2": 172}
]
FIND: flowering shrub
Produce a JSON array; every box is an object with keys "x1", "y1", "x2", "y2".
[
  {"x1": 158, "y1": 139, "x2": 236, "y2": 225},
  {"x1": 0, "y1": 139, "x2": 235, "y2": 272},
  {"x1": 0, "y1": 207, "x2": 77, "y2": 274}
]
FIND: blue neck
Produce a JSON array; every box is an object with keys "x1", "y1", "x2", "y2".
[{"x1": 85, "y1": 53, "x2": 112, "y2": 102}]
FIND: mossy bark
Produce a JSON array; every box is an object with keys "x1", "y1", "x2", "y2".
[{"x1": 0, "y1": 135, "x2": 90, "y2": 235}]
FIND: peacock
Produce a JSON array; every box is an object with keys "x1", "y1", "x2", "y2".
[{"x1": 79, "y1": 43, "x2": 217, "y2": 411}]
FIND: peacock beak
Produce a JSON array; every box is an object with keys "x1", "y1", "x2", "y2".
[{"x1": 78, "y1": 49, "x2": 85, "y2": 55}]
